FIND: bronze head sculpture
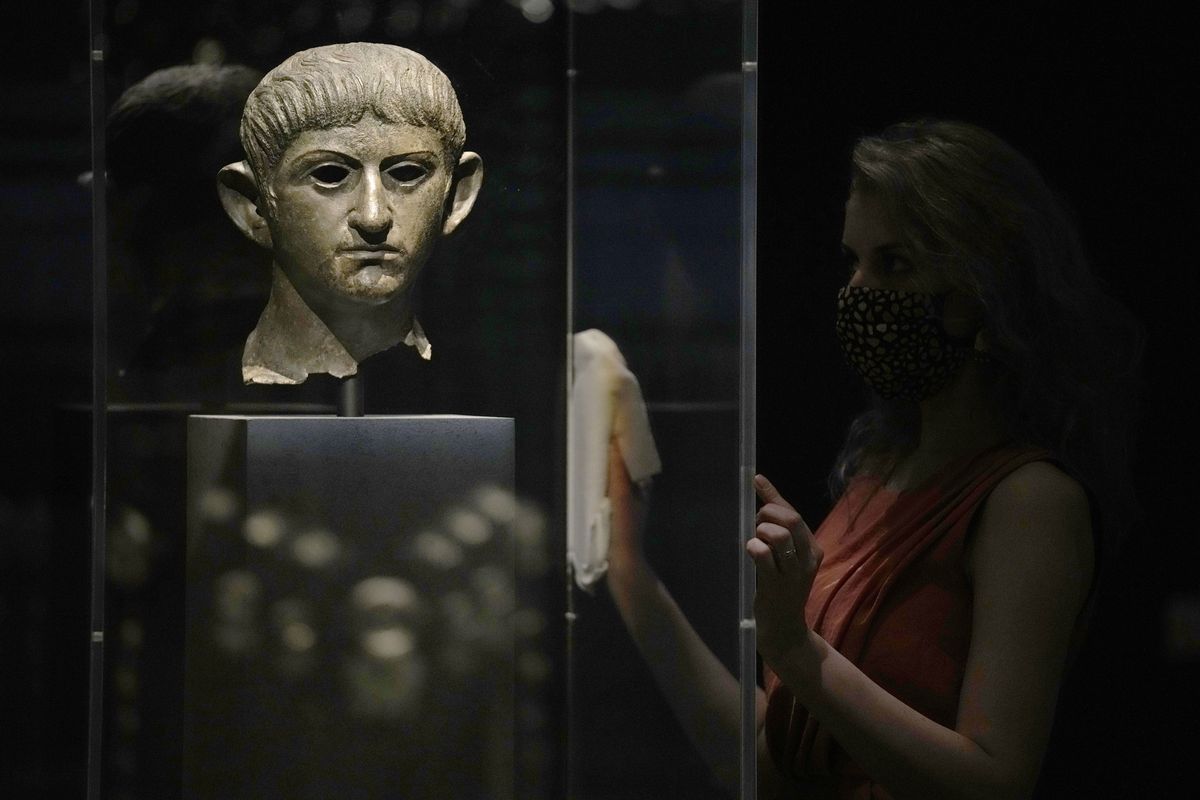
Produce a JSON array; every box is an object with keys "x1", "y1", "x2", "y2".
[{"x1": 218, "y1": 43, "x2": 483, "y2": 384}]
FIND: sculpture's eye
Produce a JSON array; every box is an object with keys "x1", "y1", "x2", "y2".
[
  {"x1": 310, "y1": 164, "x2": 350, "y2": 186},
  {"x1": 387, "y1": 162, "x2": 428, "y2": 184}
]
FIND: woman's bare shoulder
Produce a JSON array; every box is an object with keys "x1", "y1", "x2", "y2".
[
  {"x1": 967, "y1": 459, "x2": 1094, "y2": 600},
  {"x1": 988, "y1": 460, "x2": 1094, "y2": 534}
]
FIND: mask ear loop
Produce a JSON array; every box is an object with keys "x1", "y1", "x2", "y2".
[
  {"x1": 929, "y1": 291, "x2": 996, "y2": 359},
  {"x1": 963, "y1": 302, "x2": 997, "y2": 366},
  {"x1": 967, "y1": 321, "x2": 996, "y2": 365},
  {"x1": 926, "y1": 292, "x2": 972, "y2": 344}
]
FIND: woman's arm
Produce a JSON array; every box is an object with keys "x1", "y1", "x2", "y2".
[
  {"x1": 605, "y1": 441, "x2": 762, "y2": 796},
  {"x1": 749, "y1": 463, "x2": 1093, "y2": 800}
]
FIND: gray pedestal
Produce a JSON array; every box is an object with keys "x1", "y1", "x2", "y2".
[{"x1": 185, "y1": 415, "x2": 515, "y2": 800}]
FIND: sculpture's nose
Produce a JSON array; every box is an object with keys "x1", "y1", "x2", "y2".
[{"x1": 349, "y1": 167, "x2": 392, "y2": 239}]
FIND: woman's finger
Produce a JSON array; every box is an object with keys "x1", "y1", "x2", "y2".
[
  {"x1": 747, "y1": 539, "x2": 797, "y2": 585},
  {"x1": 754, "y1": 474, "x2": 797, "y2": 512},
  {"x1": 756, "y1": 502, "x2": 807, "y2": 533},
  {"x1": 754, "y1": 522, "x2": 801, "y2": 572},
  {"x1": 755, "y1": 521, "x2": 794, "y2": 548},
  {"x1": 745, "y1": 537, "x2": 780, "y2": 573}
]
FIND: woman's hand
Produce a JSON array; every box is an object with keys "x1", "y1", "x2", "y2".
[
  {"x1": 601, "y1": 440, "x2": 754, "y2": 795},
  {"x1": 745, "y1": 474, "x2": 822, "y2": 667},
  {"x1": 607, "y1": 438, "x2": 649, "y2": 575}
]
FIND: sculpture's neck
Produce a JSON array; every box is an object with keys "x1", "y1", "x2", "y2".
[{"x1": 240, "y1": 265, "x2": 424, "y2": 385}]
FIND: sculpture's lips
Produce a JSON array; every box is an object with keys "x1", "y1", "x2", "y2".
[{"x1": 340, "y1": 247, "x2": 401, "y2": 259}]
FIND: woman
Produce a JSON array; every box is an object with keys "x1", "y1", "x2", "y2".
[{"x1": 607, "y1": 119, "x2": 1141, "y2": 799}]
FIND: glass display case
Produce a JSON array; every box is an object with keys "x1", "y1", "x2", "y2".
[
  {"x1": 76, "y1": 1, "x2": 757, "y2": 798},
  {"x1": 88, "y1": 4, "x2": 567, "y2": 799},
  {"x1": 565, "y1": 3, "x2": 756, "y2": 799}
]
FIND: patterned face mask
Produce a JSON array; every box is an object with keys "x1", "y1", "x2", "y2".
[{"x1": 835, "y1": 285, "x2": 973, "y2": 401}]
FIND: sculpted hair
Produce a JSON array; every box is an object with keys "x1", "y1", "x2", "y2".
[
  {"x1": 831, "y1": 119, "x2": 1143, "y2": 554},
  {"x1": 241, "y1": 42, "x2": 466, "y2": 202}
]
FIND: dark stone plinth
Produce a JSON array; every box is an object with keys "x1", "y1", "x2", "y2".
[{"x1": 185, "y1": 415, "x2": 515, "y2": 800}]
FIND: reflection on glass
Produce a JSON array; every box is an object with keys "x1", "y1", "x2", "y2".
[
  {"x1": 446, "y1": 506, "x2": 494, "y2": 546},
  {"x1": 289, "y1": 527, "x2": 341, "y2": 569},
  {"x1": 413, "y1": 529, "x2": 465, "y2": 568},
  {"x1": 474, "y1": 483, "x2": 518, "y2": 524},
  {"x1": 214, "y1": 570, "x2": 261, "y2": 623},
  {"x1": 351, "y1": 576, "x2": 420, "y2": 614},
  {"x1": 243, "y1": 508, "x2": 286, "y2": 548},
  {"x1": 187, "y1": 470, "x2": 519, "y2": 799},
  {"x1": 568, "y1": 2, "x2": 745, "y2": 798}
]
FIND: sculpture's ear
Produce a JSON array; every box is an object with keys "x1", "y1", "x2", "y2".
[
  {"x1": 217, "y1": 161, "x2": 273, "y2": 249},
  {"x1": 441, "y1": 151, "x2": 483, "y2": 236}
]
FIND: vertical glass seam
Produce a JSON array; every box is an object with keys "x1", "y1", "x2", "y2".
[
  {"x1": 564, "y1": 10, "x2": 578, "y2": 799},
  {"x1": 739, "y1": 2, "x2": 760, "y2": 798},
  {"x1": 87, "y1": 2, "x2": 108, "y2": 798}
]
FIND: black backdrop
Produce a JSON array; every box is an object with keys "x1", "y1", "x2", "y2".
[{"x1": 2, "y1": 1, "x2": 1196, "y2": 797}]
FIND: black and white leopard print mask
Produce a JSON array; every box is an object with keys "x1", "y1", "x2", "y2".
[{"x1": 835, "y1": 285, "x2": 974, "y2": 401}]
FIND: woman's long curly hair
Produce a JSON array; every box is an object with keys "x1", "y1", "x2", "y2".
[{"x1": 830, "y1": 119, "x2": 1144, "y2": 560}]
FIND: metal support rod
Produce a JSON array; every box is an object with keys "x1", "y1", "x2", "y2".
[{"x1": 338, "y1": 375, "x2": 364, "y2": 417}]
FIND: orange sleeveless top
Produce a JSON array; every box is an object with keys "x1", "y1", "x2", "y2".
[{"x1": 762, "y1": 442, "x2": 1054, "y2": 799}]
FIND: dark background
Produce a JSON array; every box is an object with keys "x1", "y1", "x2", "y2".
[
  {"x1": 756, "y1": 3, "x2": 1197, "y2": 797},
  {"x1": 2, "y1": 0, "x2": 1195, "y2": 797}
]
